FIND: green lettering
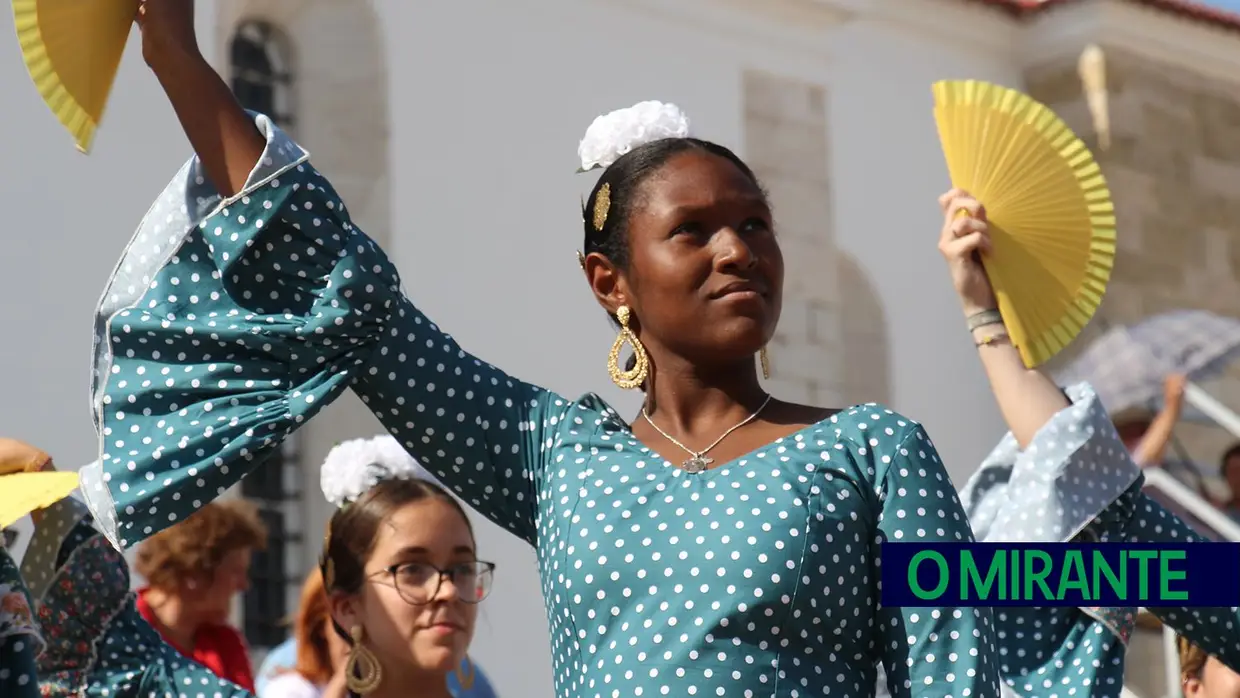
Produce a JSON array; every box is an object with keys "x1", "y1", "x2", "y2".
[
  {"x1": 909, "y1": 551, "x2": 949, "y2": 600},
  {"x1": 1130, "y1": 550, "x2": 1158, "y2": 600},
  {"x1": 962, "y1": 550, "x2": 1004, "y2": 601},
  {"x1": 1023, "y1": 550, "x2": 1055, "y2": 601},
  {"x1": 1159, "y1": 550, "x2": 1188, "y2": 601},
  {"x1": 1092, "y1": 549, "x2": 1126, "y2": 600},
  {"x1": 1058, "y1": 550, "x2": 1089, "y2": 600},
  {"x1": 1010, "y1": 546, "x2": 1020, "y2": 600}
]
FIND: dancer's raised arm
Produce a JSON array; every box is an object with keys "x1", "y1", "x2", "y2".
[
  {"x1": 137, "y1": 0, "x2": 264, "y2": 196},
  {"x1": 937, "y1": 189, "x2": 1071, "y2": 450},
  {"x1": 942, "y1": 190, "x2": 1240, "y2": 694},
  {"x1": 82, "y1": 2, "x2": 571, "y2": 551}
]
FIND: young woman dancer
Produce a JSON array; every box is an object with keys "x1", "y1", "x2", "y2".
[{"x1": 81, "y1": 2, "x2": 1003, "y2": 696}]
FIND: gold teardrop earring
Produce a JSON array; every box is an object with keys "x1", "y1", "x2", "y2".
[
  {"x1": 345, "y1": 625, "x2": 383, "y2": 695},
  {"x1": 760, "y1": 346, "x2": 771, "y2": 380},
  {"x1": 456, "y1": 655, "x2": 477, "y2": 690},
  {"x1": 608, "y1": 305, "x2": 649, "y2": 390}
]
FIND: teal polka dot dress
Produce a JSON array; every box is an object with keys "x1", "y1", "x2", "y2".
[
  {"x1": 961, "y1": 382, "x2": 1240, "y2": 697},
  {"x1": 81, "y1": 115, "x2": 1000, "y2": 697},
  {"x1": 0, "y1": 546, "x2": 40, "y2": 698}
]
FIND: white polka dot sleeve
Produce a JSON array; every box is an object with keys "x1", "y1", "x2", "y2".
[
  {"x1": 80, "y1": 114, "x2": 565, "y2": 550},
  {"x1": 872, "y1": 425, "x2": 1001, "y2": 697},
  {"x1": 960, "y1": 382, "x2": 1141, "y2": 545}
]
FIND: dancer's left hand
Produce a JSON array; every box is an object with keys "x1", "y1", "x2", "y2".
[{"x1": 938, "y1": 188, "x2": 998, "y2": 318}]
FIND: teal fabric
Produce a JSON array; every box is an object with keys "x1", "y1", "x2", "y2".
[
  {"x1": 81, "y1": 115, "x2": 999, "y2": 697},
  {"x1": 961, "y1": 382, "x2": 1240, "y2": 696},
  {"x1": 0, "y1": 546, "x2": 40, "y2": 698}
]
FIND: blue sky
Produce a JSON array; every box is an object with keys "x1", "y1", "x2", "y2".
[{"x1": 1204, "y1": 0, "x2": 1240, "y2": 13}]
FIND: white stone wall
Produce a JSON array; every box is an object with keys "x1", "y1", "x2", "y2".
[{"x1": 742, "y1": 70, "x2": 846, "y2": 407}]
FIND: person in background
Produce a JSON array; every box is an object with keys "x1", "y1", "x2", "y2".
[
  {"x1": 316, "y1": 435, "x2": 498, "y2": 698},
  {"x1": 134, "y1": 498, "x2": 268, "y2": 691},
  {"x1": 260, "y1": 569, "x2": 348, "y2": 698},
  {"x1": 1181, "y1": 635, "x2": 1240, "y2": 698},
  {"x1": 257, "y1": 560, "x2": 500, "y2": 698},
  {"x1": 1216, "y1": 443, "x2": 1240, "y2": 519}
]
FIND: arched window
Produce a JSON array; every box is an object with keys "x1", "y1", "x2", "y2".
[{"x1": 228, "y1": 20, "x2": 294, "y2": 129}]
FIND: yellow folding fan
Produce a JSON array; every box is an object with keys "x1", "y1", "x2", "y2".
[
  {"x1": 932, "y1": 79, "x2": 1117, "y2": 368},
  {"x1": 0, "y1": 471, "x2": 79, "y2": 528},
  {"x1": 12, "y1": 0, "x2": 139, "y2": 152}
]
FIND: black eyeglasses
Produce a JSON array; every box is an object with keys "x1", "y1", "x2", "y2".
[{"x1": 369, "y1": 561, "x2": 496, "y2": 605}]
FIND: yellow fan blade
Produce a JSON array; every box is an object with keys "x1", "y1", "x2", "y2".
[
  {"x1": 13, "y1": 0, "x2": 139, "y2": 153},
  {"x1": 932, "y1": 79, "x2": 1116, "y2": 368},
  {"x1": 0, "y1": 471, "x2": 79, "y2": 528}
]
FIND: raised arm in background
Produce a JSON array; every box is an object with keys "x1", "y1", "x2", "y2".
[{"x1": 1130, "y1": 374, "x2": 1186, "y2": 467}]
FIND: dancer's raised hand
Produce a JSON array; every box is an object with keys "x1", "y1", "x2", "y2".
[
  {"x1": 135, "y1": 0, "x2": 200, "y2": 68},
  {"x1": 938, "y1": 188, "x2": 998, "y2": 318}
]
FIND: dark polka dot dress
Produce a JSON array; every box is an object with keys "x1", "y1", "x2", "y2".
[
  {"x1": 0, "y1": 547, "x2": 40, "y2": 698},
  {"x1": 21, "y1": 498, "x2": 255, "y2": 698},
  {"x1": 81, "y1": 116, "x2": 1001, "y2": 697},
  {"x1": 960, "y1": 382, "x2": 1240, "y2": 697}
]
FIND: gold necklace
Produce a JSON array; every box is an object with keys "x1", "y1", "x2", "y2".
[{"x1": 641, "y1": 394, "x2": 774, "y2": 473}]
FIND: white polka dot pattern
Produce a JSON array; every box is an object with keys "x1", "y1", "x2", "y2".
[
  {"x1": 958, "y1": 383, "x2": 1240, "y2": 696},
  {"x1": 83, "y1": 118, "x2": 1000, "y2": 697},
  {"x1": 961, "y1": 382, "x2": 1140, "y2": 546},
  {"x1": 0, "y1": 547, "x2": 41, "y2": 698}
]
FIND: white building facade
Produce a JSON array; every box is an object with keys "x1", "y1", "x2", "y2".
[{"x1": 3, "y1": 0, "x2": 1240, "y2": 694}]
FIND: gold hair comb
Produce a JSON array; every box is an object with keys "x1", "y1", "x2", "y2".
[{"x1": 593, "y1": 183, "x2": 611, "y2": 231}]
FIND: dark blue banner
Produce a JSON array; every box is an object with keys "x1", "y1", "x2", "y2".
[{"x1": 881, "y1": 542, "x2": 1240, "y2": 607}]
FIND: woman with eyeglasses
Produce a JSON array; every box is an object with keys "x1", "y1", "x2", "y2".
[{"x1": 317, "y1": 436, "x2": 496, "y2": 698}]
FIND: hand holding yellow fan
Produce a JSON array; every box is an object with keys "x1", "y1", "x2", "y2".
[
  {"x1": 13, "y1": 0, "x2": 140, "y2": 152},
  {"x1": 932, "y1": 79, "x2": 1117, "y2": 368},
  {"x1": 0, "y1": 438, "x2": 79, "y2": 528}
]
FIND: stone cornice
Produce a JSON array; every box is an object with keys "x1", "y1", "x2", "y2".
[{"x1": 1018, "y1": 0, "x2": 1240, "y2": 85}]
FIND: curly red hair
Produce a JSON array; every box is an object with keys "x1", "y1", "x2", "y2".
[{"x1": 134, "y1": 499, "x2": 268, "y2": 590}]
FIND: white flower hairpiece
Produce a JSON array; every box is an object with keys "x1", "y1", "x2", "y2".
[
  {"x1": 577, "y1": 100, "x2": 692, "y2": 172},
  {"x1": 319, "y1": 435, "x2": 431, "y2": 508}
]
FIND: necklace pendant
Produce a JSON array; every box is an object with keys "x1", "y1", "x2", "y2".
[{"x1": 682, "y1": 455, "x2": 713, "y2": 473}]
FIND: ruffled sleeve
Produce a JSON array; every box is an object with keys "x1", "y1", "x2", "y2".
[
  {"x1": 960, "y1": 382, "x2": 1141, "y2": 544},
  {"x1": 955, "y1": 381, "x2": 1240, "y2": 694},
  {"x1": 84, "y1": 113, "x2": 569, "y2": 551}
]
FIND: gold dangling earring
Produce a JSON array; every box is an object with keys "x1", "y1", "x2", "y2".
[
  {"x1": 456, "y1": 655, "x2": 476, "y2": 690},
  {"x1": 345, "y1": 625, "x2": 383, "y2": 695},
  {"x1": 608, "y1": 305, "x2": 649, "y2": 390},
  {"x1": 760, "y1": 346, "x2": 771, "y2": 380}
]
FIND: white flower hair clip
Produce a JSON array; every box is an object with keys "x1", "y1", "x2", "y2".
[
  {"x1": 319, "y1": 435, "x2": 431, "y2": 508},
  {"x1": 577, "y1": 100, "x2": 692, "y2": 173}
]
